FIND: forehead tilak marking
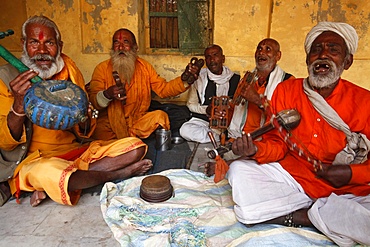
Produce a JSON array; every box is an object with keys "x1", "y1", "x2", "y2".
[{"x1": 39, "y1": 31, "x2": 44, "y2": 40}]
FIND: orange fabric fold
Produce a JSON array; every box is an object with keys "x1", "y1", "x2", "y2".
[
  {"x1": 214, "y1": 155, "x2": 229, "y2": 183},
  {"x1": 56, "y1": 146, "x2": 89, "y2": 161}
]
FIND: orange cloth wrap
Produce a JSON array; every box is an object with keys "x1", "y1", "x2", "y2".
[{"x1": 89, "y1": 57, "x2": 187, "y2": 140}]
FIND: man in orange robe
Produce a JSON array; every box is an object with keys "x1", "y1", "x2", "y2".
[
  {"x1": 228, "y1": 22, "x2": 370, "y2": 246},
  {"x1": 88, "y1": 28, "x2": 199, "y2": 140},
  {"x1": 228, "y1": 38, "x2": 294, "y2": 137},
  {"x1": 0, "y1": 16, "x2": 152, "y2": 207}
]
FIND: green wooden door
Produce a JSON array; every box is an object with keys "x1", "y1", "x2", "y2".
[{"x1": 178, "y1": 0, "x2": 210, "y2": 55}]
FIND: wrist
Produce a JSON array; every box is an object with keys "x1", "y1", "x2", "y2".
[
  {"x1": 103, "y1": 90, "x2": 112, "y2": 100},
  {"x1": 97, "y1": 90, "x2": 112, "y2": 108},
  {"x1": 183, "y1": 80, "x2": 191, "y2": 89},
  {"x1": 10, "y1": 105, "x2": 26, "y2": 117}
]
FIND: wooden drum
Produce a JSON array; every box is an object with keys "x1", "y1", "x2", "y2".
[{"x1": 140, "y1": 175, "x2": 174, "y2": 203}]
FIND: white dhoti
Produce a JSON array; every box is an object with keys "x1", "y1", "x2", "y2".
[
  {"x1": 227, "y1": 159, "x2": 370, "y2": 247},
  {"x1": 179, "y1": 117, "x2": 221, "y2": 143}
]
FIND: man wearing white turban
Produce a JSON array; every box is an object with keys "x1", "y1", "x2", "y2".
[{"x1": 227, "y1": 21, "x2": 370, "y2": 247}]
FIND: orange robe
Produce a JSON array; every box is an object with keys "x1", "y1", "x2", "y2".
[
  {"x1": 242, "y1": 75, "x2": 294, "y2": 134},
  {"x1": 88, "y1": 57, "x2": 187, "y2": 140},
  {"x1": 253, "y1": 78, "x2": 370, "y2": 199},
  {"x1": 242, "y1": 81, "x2": 270, "y2": 134},
  {"x1": 0, "y1": 54, "x2": 147, "y2": 205}
]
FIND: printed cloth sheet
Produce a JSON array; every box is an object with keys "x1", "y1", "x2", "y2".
[{"x1": 100, "y1": 169, "x2": 336, "y2": 246}]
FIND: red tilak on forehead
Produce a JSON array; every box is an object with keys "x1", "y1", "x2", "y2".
[
  {"x1": 39, "y1": 31, "x2": 44, "y2": 40},
  {"x1": 118, "y1": 32, "x2": 122, "y2": 41}
]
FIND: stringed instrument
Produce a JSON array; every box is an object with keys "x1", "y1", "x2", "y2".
[
  {"x1": 207, "y1": 108, "x2": 301, "y2": 159},
  {"x1": 232, "y1": 70, "x2": 259, "y2": 105}
]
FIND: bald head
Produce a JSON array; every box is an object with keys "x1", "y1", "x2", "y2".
[{"x1": 255, "y1": 38, "x2": 281, "y2": 73}]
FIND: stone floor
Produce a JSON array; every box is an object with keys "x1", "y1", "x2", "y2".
[{"x1": 0, "y1": 141, "x2": 215, "y2": 247}]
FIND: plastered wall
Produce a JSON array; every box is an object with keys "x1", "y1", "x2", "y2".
[{"x1": 1, "y1": 0, "x2": 369, "y2": 102}]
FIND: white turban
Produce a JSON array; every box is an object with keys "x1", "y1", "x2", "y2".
[{"x1": 304, "y1": 22, "x2": 358, "y2": 55}]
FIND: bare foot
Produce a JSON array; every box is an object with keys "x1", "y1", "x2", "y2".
[
  {"x1": 204, "y1": 162, "x2": 216, "y2": 177},
  {"x1": 30, "y1": 191, "x2": 47, "y2": 207},
  {"x1": 120, "y1": 159, "x2": 153, "y2": 178}
]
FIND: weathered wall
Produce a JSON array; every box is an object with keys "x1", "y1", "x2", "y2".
[
  {"x1": 1, "y1": 0, "x2": 369, "y2": 103},
  {"x1": 214, "y1": 0, "x2": 370, "y2": 90}
]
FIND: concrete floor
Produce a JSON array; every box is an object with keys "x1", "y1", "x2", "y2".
[{"x1": 0, "y1": 141, "x2": 215, "y2": 247}]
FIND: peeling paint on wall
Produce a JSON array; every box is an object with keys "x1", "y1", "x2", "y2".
[
  {"x1": 162, "y1": 65, "x2": 178, "y2": 75},
  {"x1": 81, "y1": 0, "x2": 139, "y2": 54},
  {"x1": 84, "y1": 0, "x2": 112, "y2": 32},
  {"x1": 84, "y1": 39, "x2": 104, "y2": 53},
  {"x1": 127, "y1": 0, "x2": 137, "y2": 16},
  {"x1": 3, "y1": 0, "x2": 370, "y2": 95},
  {"x1": 45, "y1": 0, "x2": 75, "y2": 13}
]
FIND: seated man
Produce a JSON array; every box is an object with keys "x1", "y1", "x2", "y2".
[
  {"x1": 204, "y1": 38, "x2": 294, "y2": 176},
  {"x1": 179, "y1": 44, "x2": 240, "y2": 143},
  {"x1": 228, "y1": 38, "x2": 294, "y2": 138},
  {"x1": 228, "y1": 22, "x2": 370, "y2": 246},
  {"x1": 88, "y1": 28, "x2": 199, "y2": 140},
  {"x1": 0, "y1": 16, "x2": 152, "y2": 207}
]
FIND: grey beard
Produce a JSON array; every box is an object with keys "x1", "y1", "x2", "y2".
[
  {"x1": 110, "y1": 50, "x2": 137, "y2": 84},
  {"x1": 21, "y1": 51, "x2": 65, "y2": 80},
  {"x1": 255, "y1": 59, "x2": 275, "y2": 73},
  {"x1": 308, "y1": 60, "x2": 344, "y2": 89}
]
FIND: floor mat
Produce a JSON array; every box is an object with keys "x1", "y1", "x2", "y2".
[
  {"x1": 100, "y1": 169, "x2": 336, "y2": 247},
  {"x1": 143, "y1": 135, "x2": 192, "y2": 174}
]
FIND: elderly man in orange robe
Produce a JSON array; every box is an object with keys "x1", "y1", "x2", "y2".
[
  {"x1": 0, "y1": 16, "x2": 153, "y2": 207},
  {"x1": 88, "y1": 28, "x2": 199, "y2": 140},
  {"x1": 203, "y1": 38, "x2": 294, "y2": 177},
  {"x1": 228, "y1": 22, "x2": 370, "y2": 246}
]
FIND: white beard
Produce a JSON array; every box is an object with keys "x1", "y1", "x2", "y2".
[
  {"x1": 308, "y1": 59, "x2": 344, "y2": 89},
  {"x1": 256, "y1": 58, "x2": 275, "y2": 73},
  {"x1": 21, "y1": 50, "x2": 64, "y2": 80},
  {"x1": 110, "y1": 49, "x2": 137, "y2": 84}
]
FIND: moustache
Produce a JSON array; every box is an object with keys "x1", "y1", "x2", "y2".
[{"x1": 30, "y1": 54, "x2": 55, "y2": 62}]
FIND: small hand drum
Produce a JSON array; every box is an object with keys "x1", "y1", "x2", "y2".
[
  {"x1": 0, "y1": 43, "x2": 88, "y2": 130},
  {"x1": 140, "y1": 175, "x2": 174, "y2": 203},
  {"x1": 23, "y1": 80, "x2": 88, "y2": 130}
]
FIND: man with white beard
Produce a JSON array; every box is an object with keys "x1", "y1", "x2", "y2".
[
  {"x1": 0, "y1": 16, "x2": 153, "y2": 207},
  {"x1": 88, "y1": 28, "x2": 199, "y2": 140},
  {"x1": 227, "y1": 22, "x2": 370, "y2": 246}
]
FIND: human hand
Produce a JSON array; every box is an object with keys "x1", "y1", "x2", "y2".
[
  {"x1": 206, "y1": 103, "x2": 226, "y2": 119},
  {"x1": 78, "y1": 103, "x2": 98, "y2": 132},
  {"x1": 238, "y1": 82, "x2": 262, "y2": 107},
  {"x1": 104, "y1": 85, "x2": 127, "y2": 102},
  {"x1": 9, "y1": 69, "x2": 38, "y2": 112},
  {"x1": 232, "y1": 133, "x2": 257, "y2": 157},
  {"x1": 181, "y1": 57, "x2": 204, "y2": 84},
  {"x1": 316, "y1": 164, "x2": 352, "y2": 188}
]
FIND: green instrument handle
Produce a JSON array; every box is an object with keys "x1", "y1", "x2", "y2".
[{"x1": 0, "y1": 44, "x2": 42, "y2": 83}]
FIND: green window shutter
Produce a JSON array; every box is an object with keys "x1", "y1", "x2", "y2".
[{"x1": 178, "y1": 0, "x2": 210, "y2": 55}]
